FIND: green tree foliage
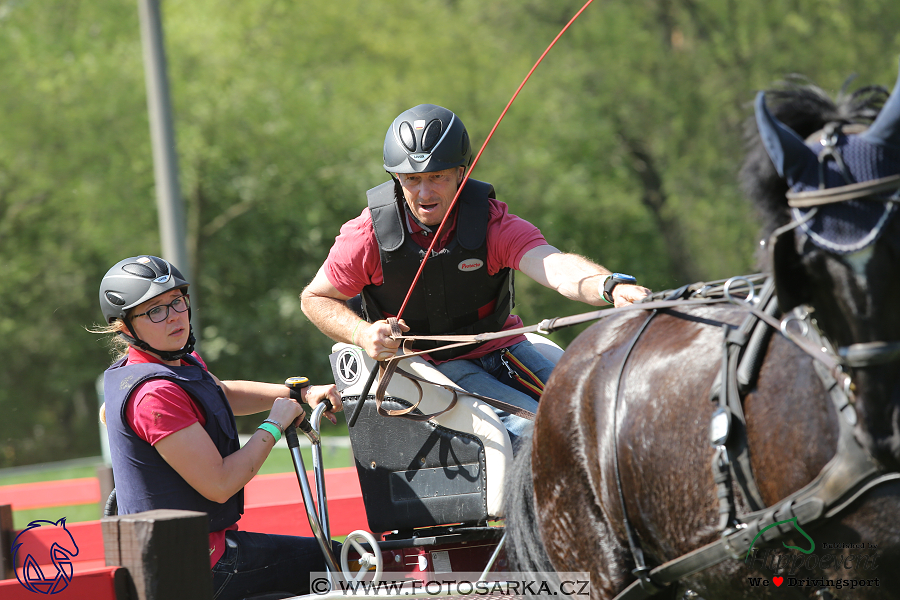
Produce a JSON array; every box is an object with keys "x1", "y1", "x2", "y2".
[{"x1": 1, "y1": 0, "x2": 898, "y2": 465}]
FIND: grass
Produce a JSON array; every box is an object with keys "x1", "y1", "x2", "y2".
[{"x1": 2, "y1": 443, "x2": 355, "y2": 530}]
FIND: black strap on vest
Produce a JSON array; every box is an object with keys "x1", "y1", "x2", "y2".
[
  {"x1": 362, "y1": 179, "x2": 513, "y2": 361},
  {"x1": 366, "y1": 179, "x2": 493, "y2": 252}
]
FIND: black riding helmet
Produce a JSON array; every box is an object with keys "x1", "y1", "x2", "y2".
[
  {"x1": 99, "y1": 255, "x2": 196, "y2": 361},
  {"x1": 383, "y1": 104, "x2": 472, "y2": 174}
]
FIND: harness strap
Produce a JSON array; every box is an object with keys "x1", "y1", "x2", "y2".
[
  {"x1": 711, "y1": 279, "x2": 778, "y2": 514},
  {"x1": 839, "y1": 340, "x2": 900, "y2": 367},
  {"x1": 614, "y1": 446, "x2": 893, "y2": 599},
  {"x1": 611, "y1": 309, "x2": 664, "y2": 593},
  {"x1": 609, "y1": 284, "x2": 699, "y2": 593},
  {"x1": 787, "y1": 173, "x2": 900, "y2": 207}
]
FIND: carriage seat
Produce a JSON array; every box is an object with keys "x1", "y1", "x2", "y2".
[{"x1": 329, "y1": 334, "x2": 562, "y2": 533}]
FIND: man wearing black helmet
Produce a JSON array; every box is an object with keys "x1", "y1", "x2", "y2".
[{"x1": 301, "y1": 105, "x2": 649, "y2": 445}]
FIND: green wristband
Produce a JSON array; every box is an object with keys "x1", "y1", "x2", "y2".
[
  {"x1": 351, "y1": 319, "x2": 365, "y2": 347},
  {"x1": 257, "y1": 422, "x2": 282, "y2": 443}
]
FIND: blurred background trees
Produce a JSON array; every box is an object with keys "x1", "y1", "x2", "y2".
[{"x1": 1, "y1": 0, "x2": 898, "y2": 466}]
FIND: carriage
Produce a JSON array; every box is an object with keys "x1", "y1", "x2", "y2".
[{"x1": 267, "y1": 333, "x2": 567, "y2": 599}]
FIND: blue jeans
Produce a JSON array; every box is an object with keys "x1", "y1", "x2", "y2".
[
  {"x1": 212, "y1": 530, "x2": 341, "y2": 600},
  {"x1": 434, "y1": 340, "x2": 556, "y2": 451}
]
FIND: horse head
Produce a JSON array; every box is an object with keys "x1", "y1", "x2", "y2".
[{"x1": 753, "y1": 58, "x2": 900, "y2": 470}]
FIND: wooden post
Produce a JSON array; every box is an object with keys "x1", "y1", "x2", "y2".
[
  {"x1": 0, "y1": 504, "x2": 14, "y2": 579},
  {"x1": 102, "y1": 509, "x2": 211, "y2": 600}
]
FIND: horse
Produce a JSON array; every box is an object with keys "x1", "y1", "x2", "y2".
[{"x1": 505, "y1": 61, "x2": 900, "y2": 600}]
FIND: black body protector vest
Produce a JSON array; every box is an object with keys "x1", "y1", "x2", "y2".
[{"x1": 361, "y1": 179, "x2": 514, "y2": 362}]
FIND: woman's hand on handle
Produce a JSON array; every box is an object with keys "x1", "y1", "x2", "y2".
[
  {"x1": 302, "y1": 384, "x2": 343, "y2": 425},
  {"x1": 267, "y1": 396, "x2": 306, "y2": 431}
]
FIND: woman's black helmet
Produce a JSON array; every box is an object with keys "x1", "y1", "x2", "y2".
[
  {"x1": 100, "y1": 256, "x2": 189, "y2": 324},
  {"x1": 99, "y1": 255, "x2": 195, "y2": 360},
  {"x1": 383, "y1": 104, "x2": 472, "y2": 174}
]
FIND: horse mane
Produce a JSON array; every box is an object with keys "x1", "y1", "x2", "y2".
[{"x1": 740, "y1": 76, "x2": 889, "y2": 266}]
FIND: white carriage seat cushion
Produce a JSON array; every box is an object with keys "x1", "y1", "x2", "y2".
[{"x1": 332, "y1": 343, "x2": 513, "y2": 518}]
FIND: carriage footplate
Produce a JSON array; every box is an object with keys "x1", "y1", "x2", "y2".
[
  {"x1": 382, "y1": 524, "x2": 504, "y2": 546},
  {"x1": 348, "y1": 525, "x2": 507, "y2": 584}
]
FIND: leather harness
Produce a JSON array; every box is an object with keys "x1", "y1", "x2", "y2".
[
  {"x1": 608, "y1": 276, "x2": 899, "y2": 599},
  {"x1": 384, "y1": 274, "x2": 899, "y2": 597}
]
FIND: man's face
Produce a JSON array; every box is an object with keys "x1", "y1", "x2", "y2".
[{"x1": 397, "y1": 167, "x2": 465, "y2": 227}]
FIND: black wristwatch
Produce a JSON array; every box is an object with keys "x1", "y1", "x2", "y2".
[
  {"x1": 284, "y1": 376, "x2": 310, "y2": 403},
  {"x1": 602, "y1": 273, "x2": 638, "y2": 304}
]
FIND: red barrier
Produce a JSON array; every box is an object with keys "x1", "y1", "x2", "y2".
[
  {"x1": 241, "y1": 467, "x2": 367, "y2": 537},
  {"x1": 1, "y1": 466, "x2": 367, "y2": 592},
  {"x1": 0, "y1": 478, "x2": 101, "y2": 511},
  {"x1": 0, "y1": 566, "x2": 127, "y2": 600}
]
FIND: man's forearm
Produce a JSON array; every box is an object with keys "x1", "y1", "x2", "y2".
[
  {"x1": 520, "y1": 247, "x2": 609, "y2": 305},
  {"x1": 301, "y1": 293, "x2": 364, "y2": 344},
  {"x1": 544, "y1": 253, "x2": 609, "y2": 304}
]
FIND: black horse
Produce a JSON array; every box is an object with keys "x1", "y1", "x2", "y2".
[{"x1": 506, "y1": 61, "x2": 900, "y2": 600}]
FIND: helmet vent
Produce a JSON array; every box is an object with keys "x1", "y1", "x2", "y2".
[
  {"x1": 148, "y1": 256, "x2": 169, "y2": 273},
  {"x1": 399, "y1": 121, "x2": 416, "y2": 152},
  {"x1": 122, "y1": 263, "x2": 156, "y2": 278},
  {"x1": 421, "y1": 119, "x2": 443, "y2": 152},
  {"x1": 105, "y1": 291, "x2": 126, "y2": 306}
]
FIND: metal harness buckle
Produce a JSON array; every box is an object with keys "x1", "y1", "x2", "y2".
[{"x1": 631, "y1": 566, "x2": 661, "y2": 593}]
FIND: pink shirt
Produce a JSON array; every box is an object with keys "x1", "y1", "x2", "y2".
[
  {"x1": 324, "y1": 197, "x2": 547, "y2": 361},
  {"x1": 124, "y1": 347, "x2": 236, "y2": 567}
]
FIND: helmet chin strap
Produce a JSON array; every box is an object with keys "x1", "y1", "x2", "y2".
[{"x1": 119, "y1": 325, "x2": 197, "y2": 362}]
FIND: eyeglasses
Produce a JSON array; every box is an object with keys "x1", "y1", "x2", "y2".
[{"x1": 132, "y1": 295, "x2": 190, "y2": 323}]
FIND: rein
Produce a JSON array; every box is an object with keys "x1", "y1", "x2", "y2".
[
  {"x1": 370, "y1": 282, "x2": 754, "y2": 422},
  {"x1": 373, "y1": 275, "x2": 852, "y2": 423}
]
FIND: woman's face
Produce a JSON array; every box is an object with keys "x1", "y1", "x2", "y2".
[{"x1": 129, "y1": 289, "x2": 191, "y2": 353}]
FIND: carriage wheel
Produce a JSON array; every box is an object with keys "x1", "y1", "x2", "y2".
[{"x1": 340, "y1": 530, "x2": 383, "y2": 584}]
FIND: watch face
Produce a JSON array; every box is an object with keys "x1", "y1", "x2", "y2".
[{"x1": 604, "y1": 273, "x2": 637, "y2": 299}]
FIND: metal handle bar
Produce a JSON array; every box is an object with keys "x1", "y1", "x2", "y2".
[
  {"x1": 309, "y1": 403, "x2": 332, "y2": 544},
  {"x1": 284, "y1": 425, "x2": 341, "y2": 575}
]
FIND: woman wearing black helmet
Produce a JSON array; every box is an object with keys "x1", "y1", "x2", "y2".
[{"x1": 96, "y1": 255, "x2": 342, "y2": 600}]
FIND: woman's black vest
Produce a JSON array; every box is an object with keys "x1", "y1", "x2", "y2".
[
  {"x1": 361, "y1": 179, "x2": 513, "y2": 361},
  {"x1": 103, "y1": 354, "x2": 243, "y2": 532}
]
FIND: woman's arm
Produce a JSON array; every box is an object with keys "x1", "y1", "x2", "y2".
[
  {"x1": 154, "y1": 396, "x2": 302, "y2": 503},
  {"x1": 212, "y1": 376, "x2": 343, "y2": 423}
]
